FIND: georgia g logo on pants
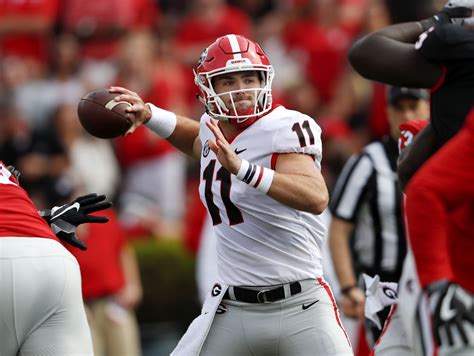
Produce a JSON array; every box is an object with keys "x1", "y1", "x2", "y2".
[{"x1": 211, "y1": 283, "x2": 222, "y2": 297}]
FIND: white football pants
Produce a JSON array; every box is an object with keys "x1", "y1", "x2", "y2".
[
  {"x1": 201, "y1": 278, "x2": 353, "y2": 355},
  {"x1": 0, "y1": 237, "x2": 93, "y2": 356}
]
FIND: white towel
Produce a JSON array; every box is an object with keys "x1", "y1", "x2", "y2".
[
  {"x1": 397, "y1": 251, "x2": 422, "y2": 349},
  {"x1": 363, "y1": 274, "x2": 398, "y2": 329},
  {"x1": 171, "y1": 282, "x2": 228, "y2": 356}
]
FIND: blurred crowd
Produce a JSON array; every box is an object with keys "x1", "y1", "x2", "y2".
[{"x1": 0, "y1": 0, "x2": 443, "y2": 354}]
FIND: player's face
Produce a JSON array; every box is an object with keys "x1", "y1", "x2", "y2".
[
  {"x1": 388, "y1": 97, "x2": 429, "y2": 139},
  {"x1": 212, "y1": 71, "x2": 261, "y2": 115}
]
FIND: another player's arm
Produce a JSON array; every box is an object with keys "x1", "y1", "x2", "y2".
[
  {"x1": 350, "y1": 3, "x2": 474, "y2": 86},
  {"x1": 349, "y1": 22, "x2": 442, "y2": 88},
  {"x1": 206, "y1": 120, "x2": 328, "y2": 214},
  {"x1": 109, "y1": 86, "x2": 202, "y2": 159},
  {"x1": 329, "y1": 218, "x2": 365, "y2": 320},
  {"x1": 115, "y1": 244, "x2": 143, "y2": 309}
]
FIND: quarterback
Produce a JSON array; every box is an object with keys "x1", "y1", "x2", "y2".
[{"x1": 111, "y1": 34, "x2": 352, "y2": 355}]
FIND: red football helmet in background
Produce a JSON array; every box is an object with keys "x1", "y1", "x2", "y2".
[
  {"x1": 398, "y1": 120, "x2": 429, "y2": 152},
  {"x1": 194, "y1": 34, "x2": 274, "y2": 126},
  {"x1": 398, "y1": 120, "x2": 429, "y2": 153}
]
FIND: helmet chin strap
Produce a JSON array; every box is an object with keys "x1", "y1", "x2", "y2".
[
  {"x1": 232, "y1": 105, "x2": 266, "y2": 128},
  {"x1": 234, "y1": 106, "x2": 255, "y2": 118},
  {"x1": 227, "y1": 89, "x2": 260, "y2": 119}
]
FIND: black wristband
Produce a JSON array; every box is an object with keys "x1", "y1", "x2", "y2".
[{"x1": 340, "y1": 285, "x2": 358, "y2": 296}]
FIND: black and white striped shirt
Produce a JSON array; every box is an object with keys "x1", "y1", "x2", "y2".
[{"x1": 329, "y1": 137, "x2": 406, "y2": 282}]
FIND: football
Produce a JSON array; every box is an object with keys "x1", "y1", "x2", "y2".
[{"x1": 77, "y1": 88, "x2": 133, "y2": 139}]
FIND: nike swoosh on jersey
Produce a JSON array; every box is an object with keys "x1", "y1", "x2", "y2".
[
  {"x1": 234, "y1": 148, "x2": 247, "y2": 155},
  {"x1": 439, "y1": 286, "x2": 457, "y2": 321},
  {"x1": 302, "y1": 300, "x2": 319, "y2": 310}
]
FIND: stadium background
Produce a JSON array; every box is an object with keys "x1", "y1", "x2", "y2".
[{"x1": 0, "y1": 0, "x2": 443, "y2": 354}]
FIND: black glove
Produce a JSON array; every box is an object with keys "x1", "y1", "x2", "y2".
[
  {"x1": 427, "y1": 280, "x2": 474, "y2": 348},
  {"x1": 420, "y1": 2, "x2": 472, "y2": 31},
  {"x1": 40, "y1": 193, "x2": 112, "y2": 250},
  {"x1": 7, "y1": 165, "x2": 21, "y2": 183}
]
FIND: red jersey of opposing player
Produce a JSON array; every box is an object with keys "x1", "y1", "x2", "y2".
[
  {"x1": 405, "y1": 110, "x2": 474, "y2": 294},
  {"x1": 0, "y1": 161, "x2": 58, "y2": 241}
]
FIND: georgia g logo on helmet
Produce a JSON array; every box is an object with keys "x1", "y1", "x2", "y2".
[
  {"x1": 193, "y1": 34, "x2": 275, "y2": 127},
  {"x1": 197, "y1": 48, "x2": 209, "y2": 69}
]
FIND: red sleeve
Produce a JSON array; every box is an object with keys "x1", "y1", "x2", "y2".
[
  {"x1": 404, "y1": 114, "x2": 474, "y2": 292},
  {"x1": 405, "y1": 188, "x2": 454, "y2": 288}
]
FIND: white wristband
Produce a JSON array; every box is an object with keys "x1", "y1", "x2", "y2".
[
  {"x1": 235, "y1": 159, "x2": 274, "y2": 194},
  {"x1": 236, "y1": 159, "x2": 251, "y2": 180},
  {"x1": 145, "y1": 103, "x2": 177, "y2": 138}
]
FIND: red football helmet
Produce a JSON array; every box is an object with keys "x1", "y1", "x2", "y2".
[
  {"x1": 398, "y1": 120, "x2": 429, "y2": 153},
  {"x1": 194, "y1": 34, "x2": 274, "y2": 126}
]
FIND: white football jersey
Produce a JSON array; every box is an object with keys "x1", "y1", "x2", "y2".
[{"x1": 198, "y1": 106, "x2": 327, "y2": 286}]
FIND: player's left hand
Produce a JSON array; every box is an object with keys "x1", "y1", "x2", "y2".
[
  {"x1": 206, "y1": 119, "x2": 241, "y2": 174},
  {"x1": 41, "y1": 193, "x2": 112, "y2": 250},
  {"x1": 426, "y1": 281, "x2": 474, "y2": 348}
]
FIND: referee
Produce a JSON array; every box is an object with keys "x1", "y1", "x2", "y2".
[{"x1": 328, "y1": 86, "x2": 429, "y2": 345}]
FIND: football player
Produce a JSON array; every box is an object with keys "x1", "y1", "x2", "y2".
[
  {"x1": 0, "y1": 163, "x2": 111, "y2": 356},
  {"x1": 110, "y1": 34, "x2": 353, "y2": 355},
  {"x1": 368, "y1": 121, "x2": 427, "y2": 356},
  {"x1": 349, "y1": 1, "x2": 474, "y2": 354}
]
